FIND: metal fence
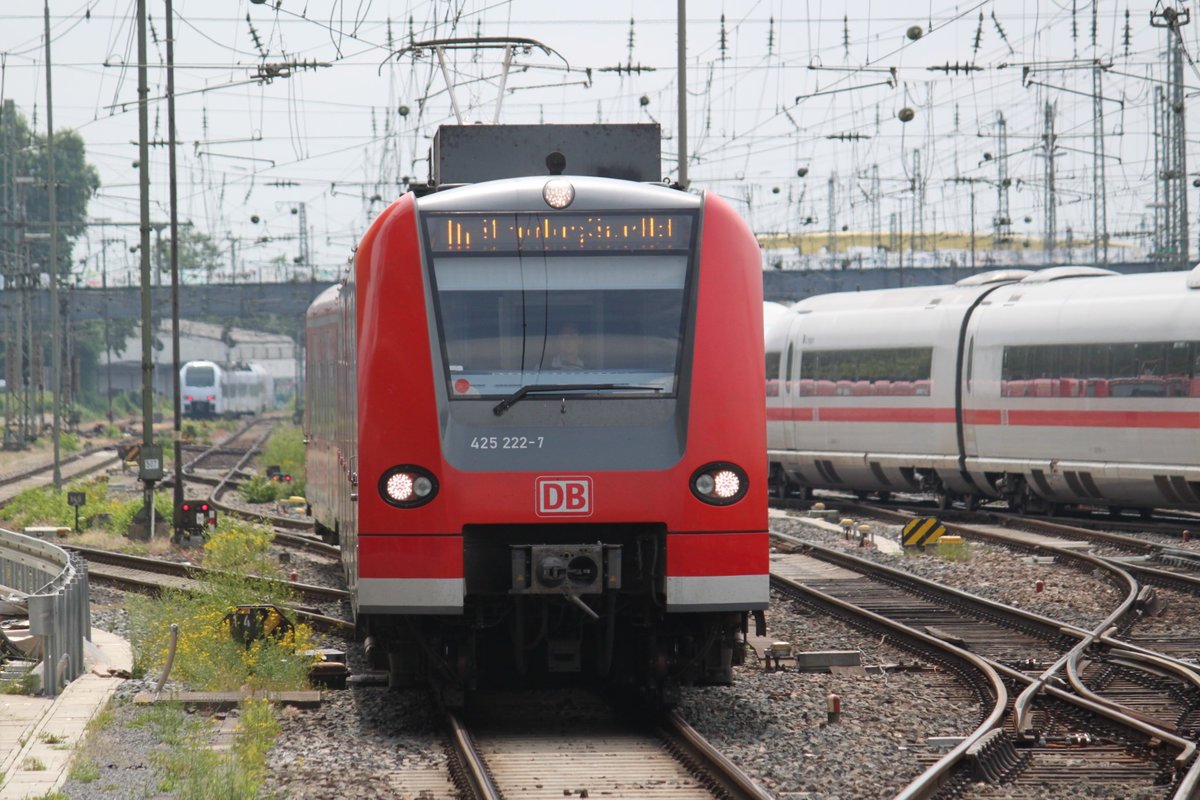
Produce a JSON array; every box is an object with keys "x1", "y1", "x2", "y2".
[{"x1": 0, "y1": 527, "x2": 90, "y2": 698}]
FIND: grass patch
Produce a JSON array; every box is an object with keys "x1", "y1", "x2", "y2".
[
  {"x1": 58, "y1": 431, "x2": 81, "y2": 454},
  {"x1": 135, "y1": 698, "x2": 279, "y2": 800},
  {"x1": 936, "y1": 539, "x2": 972, "y2": 562},
  {"x1": 203, "y1": 523, "x2": 280, "y2": 578},
  {"x1": 68, "y1": 755, "x2": 100, "y2": 783},
  {"x1": 1, "y1": 672, "x2": 41, "y2": 696},
  {"x1": 22, "y1": 756, "x2": 46, "y2": 771},
  {"x1": 0, "y1": 478, "x2": 173, "y2": 538},
  {"x1": 238, "y1": 474, "x2": 282, "y2": 504},
  {"x1": 128, "y1": 523, "x2": 316, "y2": 692},
  {"x1": 259, "y1": 423, "x2": 306, "y2": 496}
]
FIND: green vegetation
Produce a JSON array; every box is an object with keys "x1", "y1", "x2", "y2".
[
  {"x1": 127, "y1": 523, "x2": 315, "y2": 692},
  {"x1": 0, "y1": 479, "x2": 174, "y2": 537},
  {"x1": 130, "y1": 698, "x2": 279, "y2": 800},
  {"x1": 68, "y1": 755, "x2": 100, "y2": 783},
  {"x1": 0, "y1": 671, "x2": 41, "y2": 696},
  {"x1": 117, "y1": 521, "x2": 316, "y2": 797},
  {"x1": 259, "y1": 423, "x2": 306, "y2": 496},
  {"x1": 935, "y1": 539, "x2": 971, "y2": 562},
  {"x1": 238, "y1": 474, "x2": 282, "y2": 504}
]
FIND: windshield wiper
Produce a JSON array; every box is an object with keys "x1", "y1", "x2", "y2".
[{"x1": 492, "y1": 383, "x2": 664, "y2": 416}]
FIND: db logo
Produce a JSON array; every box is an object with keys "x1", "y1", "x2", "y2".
[{"x1": 536, "y1": 476, "x2": 592, "y2": 516}]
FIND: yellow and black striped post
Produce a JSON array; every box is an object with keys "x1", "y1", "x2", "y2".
[{"x1": 902, "y1": 517, "x2": 947, "y2": 547}]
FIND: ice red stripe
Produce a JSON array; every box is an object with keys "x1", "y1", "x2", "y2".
[
  {"x1": 766, "y1": 405, "x2": 1200, "y2": 429},
  {"x1": 766, "y1": 407, "x2": 814, "y2": 421},
  {"x1": 1004, "y1": 409, "x2": 1200, "y2": 429},
  {"x1": 817, "y1": 407, "x2": 957, "y2": 423}
]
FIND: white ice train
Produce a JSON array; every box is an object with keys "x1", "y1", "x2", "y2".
[
  {"x1": 181, "y1": 360, "x2": 273, "y2": 418},
  {"x1": 766, "y1": 265, "x2": 1200, "y2": 514}
]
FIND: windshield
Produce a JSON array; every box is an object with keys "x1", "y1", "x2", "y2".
[
  {"x1": 427, "y1": 212, "x2": 693, "y2": 399},
  {"x1": 184, "y1": 366, "x2": 216, "y2": 387}
]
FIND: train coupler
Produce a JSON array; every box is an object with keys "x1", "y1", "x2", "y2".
[{"x1": 510, "y1": 544, "x2": 622, "y2": 595}]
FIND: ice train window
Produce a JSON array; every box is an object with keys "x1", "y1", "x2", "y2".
[
  {"x1": 1000, "y1": 341, "x2": 1200, "y2": 398},
  {"x1": 799, "y1": 348, "x2": 933, "y2": 384}
]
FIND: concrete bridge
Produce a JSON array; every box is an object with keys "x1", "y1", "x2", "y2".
[
  {"x1": 0, "y1": 260, "x2": 1167, "y2": 324},
  {"x1": 0, "y1": 281, "x2": 335, "y2": 324}
]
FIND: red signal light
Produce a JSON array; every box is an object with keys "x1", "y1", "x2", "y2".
[
  {"x1": 207, "y1": 395, "x2": 215, "y2": 401},
  {"x1": 186, "y1": 395, "x2": 193, "y2": 401},
  {"x1": 181, "y1": 503, "x2": 191, "y2": 512},
  {"x1": 284, "y1": 474, "x2": 292, "y2": 482},
  {"x1": 200, "y1": 503, "x2": 209, "y2": 512}
]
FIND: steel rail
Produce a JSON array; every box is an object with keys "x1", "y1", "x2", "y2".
[
  {"x1": 660, "y1": 710, "x2": 775, "y2": 800},
  {"x1": 774, "y1": 529, "x2": 1200, "y2": 695},
  {"x1": 769, "y1": 571, "x2": 1007, "y2": 800},
  {"x1": 1011, "y1": 557, "x2": 1138, "y2": 733},
  {"x1": 0, "y1": 443, "x2": 114, "y2": 489},
  {"x1": 445, "y1": 709, "x2": 502, "y2": 800},
  {"x1": 64, "y1": 543, "x2": 348, "y2": 604},
  {"x1": 772, "y1": 533, "x2": 1197, "y2": 772}
]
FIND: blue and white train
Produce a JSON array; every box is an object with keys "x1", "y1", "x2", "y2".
[{"x1": 181, "y1": 360, "x2": 273, "y2": 418}]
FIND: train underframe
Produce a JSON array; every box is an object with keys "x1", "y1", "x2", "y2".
[
  {"x1": 770, "y1": 458, "x2": 1198, "y2": 516},
  {"x1": 355, "y1": 524, "x2": 754, "y2": 706}
]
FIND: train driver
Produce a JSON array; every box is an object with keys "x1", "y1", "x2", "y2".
[{"x1": 551, "y1": 322, "x2": 586, "y2": 369}]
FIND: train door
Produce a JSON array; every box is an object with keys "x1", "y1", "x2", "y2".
[
  {"x1": 960, "y1": 334, "x2": 981, "y2": 459},
  {"x1": 779, "y1": 311, "x2": 808, "y2": 453}
]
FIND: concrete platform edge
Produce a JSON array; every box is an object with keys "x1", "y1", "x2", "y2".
[{"x1": 0, "y1": 628, "x2": 131, "y2": 800}]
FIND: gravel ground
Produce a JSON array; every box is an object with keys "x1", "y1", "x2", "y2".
[
  {"x1": 48, "y1": 503, "x2": 1187, "y2": 800},
  {"x1": 772, "y1": 512, "x2": 1124, "y2": 630},
  {"x1": 679, "y1": 588, "x2": 983, "y2": 799},
  {"x1": 261, "y1": 685, "x2": 451, "y2": 799}
]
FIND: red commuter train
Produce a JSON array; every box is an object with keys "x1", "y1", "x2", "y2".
[{"x1": 306, "y1": 146, "x2": 766, "y2": 702}]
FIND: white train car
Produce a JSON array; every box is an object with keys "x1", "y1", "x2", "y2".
[
  {"x1": 767, "y1": 265, "x2": 1200, "y2": 514},
  {"x1": 181, "y1": 360, "x2": 272, "y2": 418}
]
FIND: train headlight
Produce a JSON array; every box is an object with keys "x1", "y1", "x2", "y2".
[
  {"x1": 542, "y1": 178, "x2": 575, "y2": 209},
  {"x1": 690, "y1": 462, "x2": 749, "y2": 506},
  {"x1": 379, "y1": 465, "x2": 439, "y2": 508}
]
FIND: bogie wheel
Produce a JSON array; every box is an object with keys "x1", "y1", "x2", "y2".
[{"x1": 770, "y1": 466, "x2": 791, "y2": 499}]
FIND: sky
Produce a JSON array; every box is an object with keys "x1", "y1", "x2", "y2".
[{"x1": 0, "y1": 0, "x2": 1196, "y2": 283}]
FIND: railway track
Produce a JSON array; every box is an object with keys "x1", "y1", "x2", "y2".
[
  {"x1": 767, "y1": 538, "x2": 1200, "y2": 798},
  {"x1": 807, "y1": 498, "x2": 1200, "y2": 664},
  {"x1": 70, "y1": 544, "x2": 351, "y2": 636},
  {"x1": 0, "y1": 446, "x2": 122, "y2": 510},
  {"x1": 443, "y1": 690, "x2": 772, "y2": 800}
]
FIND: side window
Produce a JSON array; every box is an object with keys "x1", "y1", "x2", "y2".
[
  {"x1": 1110, "y1": 344, "x2": 1136, "y2": 379},
  {"x1": 765, "y1": 349, "x2": 781, "y2": 397},
  {"x1": 1029, "y1": 345, "x2": 1057, "y2": 379},
  {"x1": 784, "y1": 342, "x2": 794, "y2": 388},
  {"x1": 765, "y1": 350, "x2": 781, "y2": 380}
]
